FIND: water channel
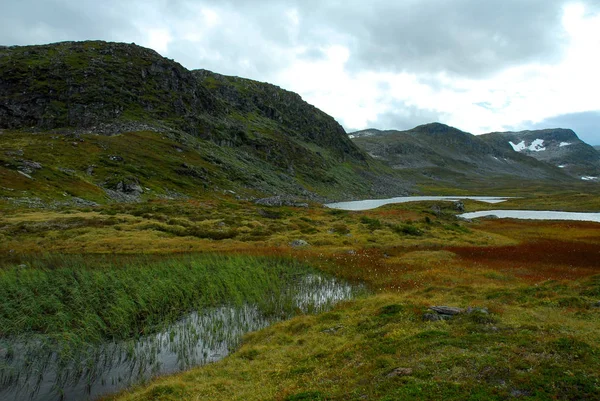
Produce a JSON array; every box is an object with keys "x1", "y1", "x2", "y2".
[{"x1": 0, "y1": 274, "x2": 364, "y2": 401}]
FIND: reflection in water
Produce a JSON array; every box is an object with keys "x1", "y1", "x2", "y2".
[{"x1": 0, "y1": 275, "x2": 363, "y2": 401}]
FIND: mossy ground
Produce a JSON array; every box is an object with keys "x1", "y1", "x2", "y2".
[{"x1": 2, "y1": 193, "x2": 600, "y2": 400}]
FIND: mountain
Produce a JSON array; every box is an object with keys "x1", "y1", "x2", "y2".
[
  {"x1": 480, "y1": 129, "x2": 600, "y2": 181},
  {"x1": 350, "y1": 123, "x2": 574, "y2": 188},
  {"x1": 0, "y1": 41, "x2": 408, "y2": 205}
]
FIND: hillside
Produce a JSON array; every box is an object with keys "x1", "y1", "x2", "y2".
[
  {"x1": 481, "y1": 129, "x2": 600, "y2": 181},
  {"x1": 0, "y1": 41, "x2": 408, "y2": 206},
  {"x1": 350, "y1": 123, "x2": 575, "y2": 190}
]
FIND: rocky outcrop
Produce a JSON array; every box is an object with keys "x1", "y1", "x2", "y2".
[
  {"x1": 0, "y1": 41, "x2": 221, "y2": 134},
  {"x1": 194, "y1": 70, "x2": 365, "y2": 163}
]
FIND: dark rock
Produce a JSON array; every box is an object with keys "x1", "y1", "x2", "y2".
[
  {"x1": 258, "y1": 209, "x2": 282, "y2": 219},
  {"x1": 423, "y1": 313, "x2": 451, "y2": 322},
  {"x1": 454, "y1": 200, "x2": 465, "y2": 212}
]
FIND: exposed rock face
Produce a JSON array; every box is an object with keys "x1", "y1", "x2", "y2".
[
  {"x1": 0, "y1": 41, "x2": 220, "y2": 134},
  {"x1": 194, "y1": 70, "x2": 365, "y2": 163},
  {"x1": 480, "y1": 129, "x2": 600, "y2": 180}
]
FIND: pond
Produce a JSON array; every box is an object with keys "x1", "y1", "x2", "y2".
[
  {"x1": 325, "y1": 196, "x2": 511, "y2": 211},
  {"x1": 458, "y1": 210, "x2": 600, "y2": 222},
  {"x1": 0, "y1": 274, "x2": 364, "y2": 401}
]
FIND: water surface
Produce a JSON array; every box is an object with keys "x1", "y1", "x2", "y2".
[
  {"x1": 459, "y1": 210, "x2": 600, "y2": 222},
  {"x1": 326, "y1": 196, "x2": 511, "y2": 211},
  {"x1": 0, "y1": 274, "x2": 362, "y2": 401}
]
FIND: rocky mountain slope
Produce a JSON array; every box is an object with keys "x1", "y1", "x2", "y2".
[
  {"x1": 480, "y1": 129, "x2": 600, "y2": 181},
  {"x1": 0, "y1": 41, "x2": 408, "y2": 205},
  {"x1": 350, "y1": 123, "x2": 574, "y2": 187}
]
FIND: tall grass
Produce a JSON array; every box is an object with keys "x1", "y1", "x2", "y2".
[{"x1": 0, "y1": 254, "x2": 317, "y2": 343}]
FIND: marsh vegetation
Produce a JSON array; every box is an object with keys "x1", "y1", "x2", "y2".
[{"x1": 1, "y1": 191, "x2": 600, "y2": 400}]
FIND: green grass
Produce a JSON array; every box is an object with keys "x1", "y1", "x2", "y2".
[{"x1": 0, "y1": 254, "x2": 320, "y2": 343}]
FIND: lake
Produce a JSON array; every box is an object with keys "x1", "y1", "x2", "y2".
[
  {"x1": 325, "y1": 196, "x2": 511, "y2": 211},
  {"x1": 459, "y1": 210, "x2": 600, "y2": 222}
]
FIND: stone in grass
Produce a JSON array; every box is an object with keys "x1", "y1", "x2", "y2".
[
  {"x1": 422, "y1": 313, "x2": 452, "y2": 322},
  {"x1": 386, "y1": 367, "x2": 413, "y2": 378},
  {"x1": 429, "y1": 306, "x2": 464, "y2": 315},
  {"x1": 290, "y1": 239, "x2": 309, "y2": 248}
]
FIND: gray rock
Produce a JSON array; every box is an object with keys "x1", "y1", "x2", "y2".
[
  {"x1": 255, "y1": 195, "x2": 309, "y2": 208},
  {"x1": 423, "y1": 313, "x2": 452, "y2": 322},
  {"x1": 430, "y1": 306, "x2": 464, "y2": 315},
  {"x1": 454, "y1": 200, "x2": 465, "y2": 212},
  {"x1": 290, "y1": 239, "x2": 309, "y2": 248},
  {"x1": 386, "y1": 368, "x2": 413, "y2": 378}
]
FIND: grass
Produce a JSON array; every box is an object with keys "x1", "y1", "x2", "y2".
[
  {"x1": 0, "y1": 254, "x2": 324, "y2": 343},
  {"x1": 107, "y1": 286, "x2": 600, "y2": 401},
  {"x1": 1, "y1": 194, "x2": 599, "y2": 400}
]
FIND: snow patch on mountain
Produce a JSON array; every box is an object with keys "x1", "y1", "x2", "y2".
[
  {"x1": 559, "y1": 142, "x2": 572, "y2": 147},
  {"x1": 509, "y1": 139, "x2": 546, "y2": 152},
  {"x1": 581, "y1": 176, "x2": 598, "y2": 181}
]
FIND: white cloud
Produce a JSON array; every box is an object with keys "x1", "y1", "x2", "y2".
[{"x1": 270, "y1": 1, "x2": 600, "y2": 135}]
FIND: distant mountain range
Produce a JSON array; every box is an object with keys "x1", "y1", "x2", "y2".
[{"x1": 350, "y1": 123, "x2": 600, "y2": 185}]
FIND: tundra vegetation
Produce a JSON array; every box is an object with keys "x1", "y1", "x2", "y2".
[
  {"x1": 1, "y1": 41, "x2": 600, "y2": 401},
  {"x1": 1, "y1": 191, "x2": 600, "y2": 400}
]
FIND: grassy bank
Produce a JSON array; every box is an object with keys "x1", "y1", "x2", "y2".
[
  {"x1": 0, "y1": 254, "x2": 320, "y2": 344},
  {"x1": 108, "y1": 278, "x2": 600, "y2": 401}
]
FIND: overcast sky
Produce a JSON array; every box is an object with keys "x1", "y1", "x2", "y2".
[{"x1": 1, "y1": 0, "x2": 599, "y2": 144}]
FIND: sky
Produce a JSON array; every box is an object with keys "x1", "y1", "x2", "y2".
[{"x1": 1, "y1": 0, "x2": 599, "y2": 144}]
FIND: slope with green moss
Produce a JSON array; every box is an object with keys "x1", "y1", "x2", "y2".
[{"x1": 0, "y1": 41, "x2": 409, "y2": 204}]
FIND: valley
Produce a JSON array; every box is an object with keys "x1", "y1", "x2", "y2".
[{"x1": 1, "y1": 40, "x2": 600, "y2": 401}]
